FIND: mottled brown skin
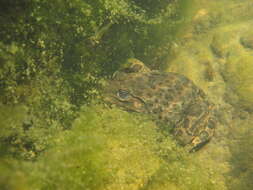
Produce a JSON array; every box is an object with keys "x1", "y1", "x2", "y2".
[{"x1": 103, "y1": 59, "x2": 216, "y2": 152}]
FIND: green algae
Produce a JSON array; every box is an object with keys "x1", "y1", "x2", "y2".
[
  {"x1": 210, "y1": 33, "x2": 234, "y2": 58},
  {"x1": 227, "y1": 117, "x2": 253, "y2": 190},
  {"x1": 0, "y1": 159, "x2": 28, "y2": 190},
  {"x1": 1, "y1": 0, "x2": 253, "y2": 189},
  {"x1": 224, "y1": 52, "x2": 253, "y2": 111},
  {"x1": 164, "y1": 1, "x2": 253, "y2": 190},
  {"x1": 240, "y1": 31, "x2": 253, "y2": 49},
  {"x1": 21, "y1": 105, "x2": 226, "y2": 190}
]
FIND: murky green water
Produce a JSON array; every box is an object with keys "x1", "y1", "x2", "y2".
[{"x1": 0, "y1": 0, "x2": 253, "y2": 189}]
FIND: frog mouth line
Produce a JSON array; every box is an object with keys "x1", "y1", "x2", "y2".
[{"x1": 105, "y1": 95, "x2": 147, "y2": 113}]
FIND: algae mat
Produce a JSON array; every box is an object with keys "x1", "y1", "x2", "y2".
[{"x1": 166, "y1": 0, "x2": 253, "y2": 189}]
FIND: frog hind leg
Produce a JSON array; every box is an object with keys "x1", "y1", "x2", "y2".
[
  {"x1": 188, "y1": 130, "x2": 212, "y2": 153},
  {"x1": 189, "y1": 136, "x2": 210, "y2": 153}
]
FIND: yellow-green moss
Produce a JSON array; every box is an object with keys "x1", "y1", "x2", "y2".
[
  {"x1": 21, "y1": 105, "x2": 226, "y2": 190},
  {"x1": 0, "y1": 159, "x2": 28, "y2": 190},
  {"x1": 224, "y1": 51, "x2": 253, "y2": 110},
  {"x1": 227, "y1": 116, "x2": 253, "y2": 190},
  {"x1": 210, "y1": 33, "x2": 234, "y2": 58},
  {"x1": 0, "y1": 104, "x2": 27, "y2": 138},
  {"x1": 23, "y1": 105, "x2": 166, "y2": 190},
  {"x1": 166, "y1": 40, "x2": 219, "y2": 96},
  {"x1": 240, "y1": 30, "x2": 253, "y2": 49}
]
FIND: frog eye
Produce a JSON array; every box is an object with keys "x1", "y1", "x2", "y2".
[
  {"x1": 117, "y1": 89, "x2": 130, "y2": 99},
  {"x1": 122, "y1": 64, "x2": 142, "y2": 73}
]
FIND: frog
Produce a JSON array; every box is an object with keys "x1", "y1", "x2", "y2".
[{"x1": 103, "y1": 59, "x2": 217, "y2": 152}]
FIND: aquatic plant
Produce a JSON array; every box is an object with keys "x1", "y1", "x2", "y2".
[
  {"x1": 227, "y1": 117, "x2": 253, "y2": 190},
  {"x1": 21, "y1": 105, "x2": 226, "y2": 190},
  {"x1": 0, "y1": 0, "x2": 185, "y2": 160},
  {"x1": 223, "y1": 51, "x2": 253, "y2": 111},
  {"x1": 1, "y1": 0, "x2": 253, "y2": 189}
]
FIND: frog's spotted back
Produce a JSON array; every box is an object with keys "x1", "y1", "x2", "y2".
[{"x1": 103, "y1": 59, "x2": 217, "y2": 152}]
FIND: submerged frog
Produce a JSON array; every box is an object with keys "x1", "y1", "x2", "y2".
[{"x1": 103, "y1": 59, "x2": 217, "y2": 152}]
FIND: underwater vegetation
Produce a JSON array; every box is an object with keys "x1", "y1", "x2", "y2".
[
  {"x1": 18, "y1": 106, "x2": 226, "y2": 190},
  {"x1": 227, "y1": 117, "x2": 253, "y2": 190},
  {"x1": 0, "y1": 0, "x2": 185, "y2": 159},
  {"x1": 1, "y1": 0, "x2": 253, "y2": 189}
]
